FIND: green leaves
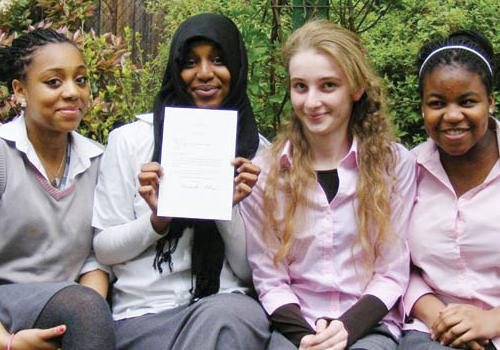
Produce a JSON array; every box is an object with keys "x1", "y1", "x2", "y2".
[
  {"x1": 1, "y1": 0, "x2": 497, "y2": 148},
  {"x1": 0, "y1": 0, "x2": 152, "y2": 143},
  {"x1": 361, "y1": 0, "x2": 499, "y2": 147}
]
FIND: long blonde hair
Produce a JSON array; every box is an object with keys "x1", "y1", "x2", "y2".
[{"x1": 263, "y1": 20, "x2": 396, "y2": 271}]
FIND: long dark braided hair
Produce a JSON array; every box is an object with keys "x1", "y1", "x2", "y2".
[{"x1": 0, "y1": 29, "x2": 74, "y2": 93}]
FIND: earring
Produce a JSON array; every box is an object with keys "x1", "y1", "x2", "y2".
[{"x1": 19, "y1": 99, "x2": 26, "y2": 108}]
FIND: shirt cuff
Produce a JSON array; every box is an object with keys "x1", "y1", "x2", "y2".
[
  {"x1": 80, "y1": 253, "x2": 112, "y2": 277},
  {"x1": 141, "y1": 212, "x2": 170, "y2": 242},
  {"x1": 260, "y1": 287, "x2": 300, "y2": 315},
  {"x1": 364, "y1": 278, "x2": 403, "y2": 311},
  {"x1": 403, "y1": 271, "x2": 434, "y2": 317}
]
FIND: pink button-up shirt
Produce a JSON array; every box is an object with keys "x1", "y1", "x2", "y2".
[
  {"x1": 241, "y1": 138, "x2": 416, "y2": 338},
  {"x1": 403, "y1": 120, "x2": 500, "y2": 348}
]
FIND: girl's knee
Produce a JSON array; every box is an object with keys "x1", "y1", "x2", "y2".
[
  {"x1": 47, "y1": 285, "x2": 112, "y2": 326},
  {"x1": 58, "y1": 285, "x2": 108, "y2": 309}
]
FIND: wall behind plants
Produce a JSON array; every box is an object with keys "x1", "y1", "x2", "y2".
[{"x1": 1, "y1": 0, "x2": 498, "y2": 147}]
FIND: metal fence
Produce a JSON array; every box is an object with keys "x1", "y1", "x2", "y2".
[
  {"x1": 91, "y1": 0, "x2": 159, "y2": 62},
  {"x1": 91, "y1": 0, "x2": 331, "y2": 62}
]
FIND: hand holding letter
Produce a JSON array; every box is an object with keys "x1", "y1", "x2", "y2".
[
  {"x1": 232, "y1": 157, "x2": 260, "y2": 205},
  {"x1": 138, "y1": 162, "x2": 171, "y2": 233}
]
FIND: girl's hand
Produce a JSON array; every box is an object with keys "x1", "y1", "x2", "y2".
[
  {"x1": 138, "y1": 162, "x2": 162, "y2": 212},
  {"x1": 232, "y1": 157, "x2": 260, "y2": 205},
  {"x1": 432, "y1": 304, "x2": 499, "y2": 348},
  {"x1": 138, "y1": 162, "x2": 171, "y2": 233},
  {"x1": 9, "y1": 325, "x2": 66, "y2": 350},
  {"x1": 299, "y1": 319, "x2": 348, "y2": 350},
  {"x1": 463, "y1": 340, "x2": 488, "y2": 350}
]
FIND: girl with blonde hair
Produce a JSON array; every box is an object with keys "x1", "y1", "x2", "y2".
[{"x1": 241, "y1": 20, "x2": 416, "y2": 350}]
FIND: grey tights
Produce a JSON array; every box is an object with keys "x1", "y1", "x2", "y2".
[{"x1": 34, "y1": 285, "x2": 115, "y2": 349}]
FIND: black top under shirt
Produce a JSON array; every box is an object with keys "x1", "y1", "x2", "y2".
[
  {"x1": 269, "y1": 170, "x2": 389, "y2": 347},
  {"x1": 316, "y1": 169, "x2": 339, "y2": 202}
]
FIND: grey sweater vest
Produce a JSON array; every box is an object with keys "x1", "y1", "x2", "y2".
[{"x1": 0, "y1": 138, "x2": 100, "y2": 283}]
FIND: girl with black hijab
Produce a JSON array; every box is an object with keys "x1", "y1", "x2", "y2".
[{"x1": 92, "y1": 13, "x2": 271, "y2": 350}]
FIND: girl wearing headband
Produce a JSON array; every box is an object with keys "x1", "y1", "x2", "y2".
[
  {"x1": 400, "y1": 30, "x2": 499, "y2": 350},
  {"x1": 241, "y1": 20, "x2": 416, "y2": 350}
]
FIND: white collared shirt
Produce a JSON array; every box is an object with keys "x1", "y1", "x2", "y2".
[
  {"x1": 92, "y1": 113, "x2": 268, "y2": 320},
  {"x1": 0, "y1": 115, "x2": 103, "y2": 188}
]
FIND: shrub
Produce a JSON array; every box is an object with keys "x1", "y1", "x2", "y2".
[
  {"x1": 2, "y1": 0, "x2": 498, "y2": 147},
  {"x1": 362, "y1": 0, "x2": 500, "y2": 146}
]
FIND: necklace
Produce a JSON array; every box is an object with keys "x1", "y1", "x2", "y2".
[
  {"x1": 49, "y1": 151, "x2": 66, "y2": 188},
  {"x1": 37, "y1": 140, "x2": 70, "y2": 189}
]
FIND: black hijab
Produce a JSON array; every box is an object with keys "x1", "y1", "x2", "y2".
[{"x1": 151, "y1": 13, "x2": 259, "y2": 301}]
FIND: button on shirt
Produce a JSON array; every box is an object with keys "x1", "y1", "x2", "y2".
[
  {"x1": 403, "y1": 120, "x2": 500, "y2": 348},
  {"x1": 241, "y1": 139, "x2": 416, "y2": 338}
]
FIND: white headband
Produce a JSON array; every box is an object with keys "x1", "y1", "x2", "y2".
[{"x1": 419, "y1": 45, "x2": 493, "y2": 77}]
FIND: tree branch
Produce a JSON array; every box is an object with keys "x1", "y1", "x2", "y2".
[
  {"x1": 358, "y1": 3, "x2": 393, "y2": 33},
  {"x1": 270, "y1": 0, "x2": 284, "y2": 132},
  {"x1": 352, "y1": 0, "x2": 369, "y2": 20},
  {"x1": 355, "y1": 0, "x2": 374, "y2": 30},
  {"x1": 274, "y1": 90, "x2": 289, "y2": 132}
]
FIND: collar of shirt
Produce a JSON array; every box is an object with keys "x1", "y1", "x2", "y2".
[
  {"x1": 278, "y1": 137, "x2": 360, "y2": 171},
  {"x1": 0, "y1": 115, "x2": 103, "y2": 181},
  {"x1": 136, "y1": 112, "x2": 153, "y2": 124}
]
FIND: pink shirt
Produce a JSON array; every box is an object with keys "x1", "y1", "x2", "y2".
[
  {"x1": 241, "y1": 138, "x2": 416, "y2": 338},
  {"x1": 403, "y1": 120, "x2": 500, "y2": 348}
]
